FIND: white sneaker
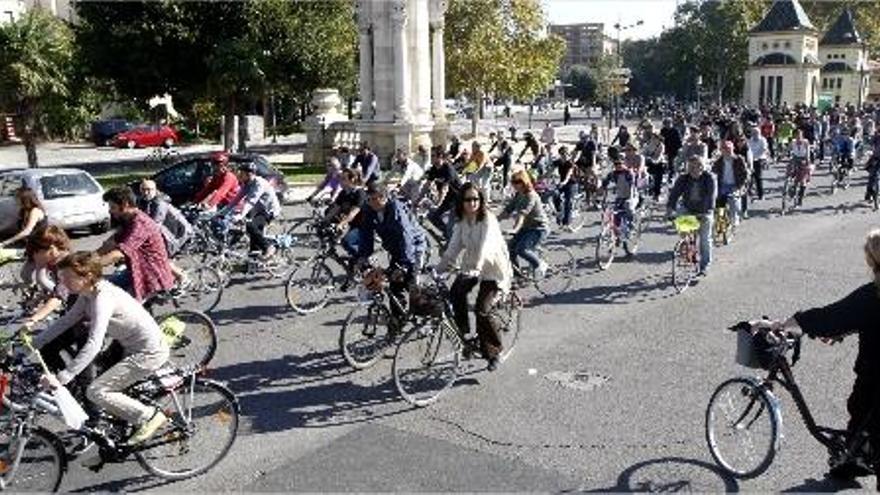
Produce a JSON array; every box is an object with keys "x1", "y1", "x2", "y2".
[{"x1": 535, "y1": 260, "x2": 549, "y2": 278}]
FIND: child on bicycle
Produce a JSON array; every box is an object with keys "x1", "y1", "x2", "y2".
[
  {"x1": 600, "y1": 158, "x2": 638, "y2": 246},
  {"x1": 34, "y1": 252, "x2": 170, "y2": 446}
]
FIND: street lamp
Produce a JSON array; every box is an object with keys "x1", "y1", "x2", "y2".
[{"x1": 611, "y1": 19, "x2": 643, "y2": 127}]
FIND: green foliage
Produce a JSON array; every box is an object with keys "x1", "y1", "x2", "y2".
[
  {"x1": 445, "y1": 0, "x2": 564, "y2": 101},
  {"x1": 802, "y1": 1, "x2": 880, "y2": 53}
]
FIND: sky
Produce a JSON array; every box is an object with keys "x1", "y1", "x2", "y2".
[{"x1": 544, "y1": 0, "x2": 679, "y2": 40}]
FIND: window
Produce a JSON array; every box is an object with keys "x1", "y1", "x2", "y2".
[
  {"x1": 759, "y1": 76, "x2": 766, "y2": 104},
  {"x1": 0, "y1": 176, "x2": 22, "y2": 197},
  {"x1": 762, "y1": 42, "x2": 768, "y2": 50},
  {"x1": 840, "y1": 53, "x2": 846, "y2": 59},
  {"x1": 784, "y1": 41, "x2": 791, "y2": 49},
  {"x1": 773, "y1": 42, "x2": 779, "y2": 49},
  {"x1": 40, "y1": 173, "x2": 100, "y2": 200},
  {"x1": 3, "y1": 11, "x2": 13, "y2": 23},
  {"x1": 822, "y1": 78, "x2": 827, "y2": 89},
  {"x1": 775, "y1": 76, "x2": 783, "y2": 106},
  {"x1": 838, "y1": 78, "x2": 843, "y2": 89}
]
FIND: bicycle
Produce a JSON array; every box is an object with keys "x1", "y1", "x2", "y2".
[
  {"x1": 285, "y1": 223, "x2": 362, "y2": 315},
  {"x1": 780, "y1": 160, "x2": 809, "y2": 215},
  {"x1": 392, "y1": 269, "x2": 523, "y2": 407},
  {"x1": 830, "y1": 156, "x2": 853, "y2": 194},
  {"x1": 203, "y1": 216, "x2": 298, "y2": 284},
  {"x1": 0, "y1": 330, "x2": 238, "y2": 491},
  {"x1": 595, "y1": 195, "x2": 650, "y2": 271},
  {"x1": 713, "y1": 202, "x2": 732, "y2": 247},
  {"x1": 670, "y1": 215, "x2": 701, "y2": 294},
  {"x1": 706, "y1": 322, "x2": 875, "y2": 481},
  {"x1": 510, "y1": 241, "x2": 575, "y2": 297}
]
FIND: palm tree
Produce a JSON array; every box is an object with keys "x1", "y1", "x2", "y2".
[{"x1": 0, "y1": 9, "x2": 74, "y2": 168}]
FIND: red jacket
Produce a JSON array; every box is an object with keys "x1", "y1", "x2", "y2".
[{"x1": 194, "y1": 171, "x2": 240, "y2": 207}]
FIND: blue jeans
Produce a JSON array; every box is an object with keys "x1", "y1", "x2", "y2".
[
  {"x1": 508, "y1": 228, "x2": 547, "y2": 269},
  {"x1": 554, "y1": 183, "x2": 575, "y2": 226},
  {"x1": 341, "y1": 227, "x2": 365, "y2": 258},
  {"x1": 717, "y1": 184, "x2": 741, "y2": 225},
  {"x1": 697, "y1": 213, "x2": 713, "y2": 272},
  {"x1": 106, "y1": 268, "x2": 134, "y2": 297}
]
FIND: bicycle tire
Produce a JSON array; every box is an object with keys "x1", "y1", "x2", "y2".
[
  {"x1": 155, "y1": 310, "x2": 218, "y2": 370},
  {"x1": 628, "y1": 208, "x2": 650, "y2": 255},
  {"x1": 495, "y1": 291, "x2": 523, "y2": 363},
  {"x1": 671, "y1": 238, "x2": 698, "y2": 294},
  {"x1": 595, "y1": 223, "x2": 616, "y2": 271},
  {"x1": 136, "y1": 378, "x2": 239, "y2": 480},
  {"x1": 0, "y1": 425, "x2": 65, "y2": 492},
  {"x1": 393, "y1": 318, "x2": 461, "y2": 407},
  {"x1": 175, "y1": 266, "x2": 224, "y2": 313},
  {"x1": 285, "y1": 260, "x2": 334, "y2": 315},
  {"x1": 339, "y1": 301, "x2": 394, "y2": 370},
  {"x1": 535, "y1": 245, "x2": 576, "y2": 296},
  {"x1": 705, "y1": 378, "x2": 779, "y2": 479},
  {"x1": 284, "y1": 219, "x2": 322, "y2": 263}
]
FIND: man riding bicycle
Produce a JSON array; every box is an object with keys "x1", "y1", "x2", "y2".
[
  {"x1": 712, "y1": 141, "x2": 748, "y2": 227},
  {"x1": 666, "y1": 156, "x2": 717, "y2": 276},
  {"x1": 219, "y1": 162, "x2": 282, "y2": 259}
]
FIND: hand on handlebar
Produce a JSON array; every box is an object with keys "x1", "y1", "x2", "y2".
[{"x1": 39, "y1": 373, "x2": 60, "y2": 391}]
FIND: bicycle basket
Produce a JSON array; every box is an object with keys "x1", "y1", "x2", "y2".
[
  {"x1": 735, "y1": 328, "x2": 777, "y2": 369},
  {"x1": 409, "y1": 285, "x2": 444, "y2": 317},
  {"x1": 673, "y1": 215, "x2": 700, "y2": 234},
  {"x1": 0, "y1": 248, "x2": 23, "y2": 264}
]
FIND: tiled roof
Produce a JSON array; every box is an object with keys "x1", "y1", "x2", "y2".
[
  {"x1": 752, "y1": 0, "x2": 815, "y2": 33},
  {"x1": 820, "y1": 8, "x2": 862, "y2": 45}
]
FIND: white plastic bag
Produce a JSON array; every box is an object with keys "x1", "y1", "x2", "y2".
[{"x1": 51, "y1": 386, "x2": 88, "y2": 430}]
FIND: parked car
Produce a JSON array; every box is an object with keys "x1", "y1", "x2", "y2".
[
  {"x1": 112, "y1": 125, "x2": 179, "y2": 149},
  {"x1": 130, "y1": 153, "x2": 290, "y2": 206},
  {"x1": 0, "y1": 169, "x2": 110, "y2": 236},
  {"x1": 91, "y1": 119, "x2": 133, "y2": 147}
]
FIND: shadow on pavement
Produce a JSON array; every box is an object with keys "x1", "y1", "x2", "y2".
[
  {"x1": 781, "y1": 475, "x2": 866, "y2": 492},
  {"x1": 582, "y1": 456, "x2": 739, "y2": 493},
  {"x1": 69, "y1": 472, "x2": 172, "y2": 493},
  {"x1": 210, "y1": 303, "x2": 291, "y2": 326},
  {"x1": 532, "y1": 271, "x2": 674, "y2": 306}
]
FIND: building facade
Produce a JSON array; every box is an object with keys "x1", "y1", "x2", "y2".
[
  {"x1": 549, "y1": 22, "x2": 617, "y2": 70},
  {"x1": 0, "y1": 0, "x2": 24, "y2": 23},
  {"x1": 744, "y1": 0, "x2": 874, "y2": 108},
  {"x1": 0, "y1": 0, "x2": 75, "y2": 24}
]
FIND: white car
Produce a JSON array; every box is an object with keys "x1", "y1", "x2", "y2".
[{"x1": 0, "y1": 168, "x2": 111, "y2": 236}]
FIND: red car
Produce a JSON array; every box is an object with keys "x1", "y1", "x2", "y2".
[{"x1": 113, "y1": 125, "x2": 179, "y2": 149}]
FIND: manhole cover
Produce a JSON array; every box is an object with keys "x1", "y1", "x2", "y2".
[{"x1": 544, "y1": 371, "x2": 610, "y2": 392}]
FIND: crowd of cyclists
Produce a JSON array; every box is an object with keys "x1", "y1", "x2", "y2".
[{"x1": 0, "y1": 97, "x2": 879, "y2": 489}]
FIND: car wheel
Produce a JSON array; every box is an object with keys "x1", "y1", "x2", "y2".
[
  {"x1": 163, "y1": 138, "x2": 174, "y2": 148},
  {"x1": 126, "y1": 140, "x2": 137, "y2": 149},
  {"x1": 90, "y1": 220, "x2": 110, "y2": 235}
]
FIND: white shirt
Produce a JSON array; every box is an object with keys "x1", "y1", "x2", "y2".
[
  {"x1": 400, "y1": 158, "x2": 424, "y2": 184},
  {"x1": 541, "y1": 126, "x2": 556, "y2": 145},
  {"x1": 438, "y1": 212, "x2": 512, "y2": 292},
  {"x1": 748, "y1": 136, "x2": 769, "y2": 161}
]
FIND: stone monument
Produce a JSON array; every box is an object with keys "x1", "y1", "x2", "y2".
[{"x1": 354, "y1": 0, "x2": 448, "y2": 159}]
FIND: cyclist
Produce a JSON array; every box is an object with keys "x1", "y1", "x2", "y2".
[
  {"x1": 760, "y1": 229, "x2": 880, "y2": 485},
  {"x1": 760, "y1": 115, "x2": 776, "y2": 161},
  {"x1": 97, "y1": 187, "x2": 175, "y2": 302},
  {"x1": 600, "y1": 158, "x2": 639, "y2": 254},
  {"x1": 322, "y1": 168, "x2": 366, "y2": 258},
  {"x1": 499, "y1": 170, "x2": 549, "y2": 278},
  {"x1": 552, "y1": 146, "x2": 577, "y2": 231},
  {"x1": 747, "y1": 128, "x2": 769, "y2": 201},
  {"x1": 220, "y1": 162, "x2": 282, "y2": 259},
  {"x1": 438, "y1": 182, "x2": 513, "y2": 372},
  {"x1": 666, "y1": 156, "x2": 717, "y2": 276},
  {"x1": 642, "y1": 128, "x2": 666, "y2": 200},
  {"x1": 611, "y1": 125, "x2": 631, "y2": 149},
  {"x1": 464, "y1": 141, "x2": 492, "y2": 200},
  {"x1": 138, "y1": 180, "x2": 192, "y2": 286},
  {"x1": 356, "y1": 182, "x2": 427, "y2": 333},
  {"x1": 488, "y1": 132, "x2": 513, "y2": 189},
  {"x1": 540, "y1": 122, "x2": 557, "y2": 157},
  {"x1": 712, "y1": 141, "x2": 748, "y2": 227},
  {"x1": 789, "y1": 129, "x2": 814, "y2": 207},
  {"x1": 306, "y1": 157, "x2": 344, "y2": 204},
  {"x1": 866, "y1": 128, "x2": 880, "y2": 203},
  {"x1": 516, "y1": 131, "x2": 541, "y2": 164},
  {"x1": 776, "y1": 114, "x2": 795, "y2": 159},
  {"x1": 392, "y1": 148, "x2": 425, "y2": 205},
  {"x1": 661, "y1": 118, "x2": 683, "y2": 183},
  {"x1": 192, "y1": 151, "x2": 240, "y2": 210},
  {"x1": 0, "y1": 187, "x2": 47, "y2": 250},
  {"x1": 354, "y1": 143, "x2": 382, "y2": 185},
  {"x1": 835, "y1": 128, "x2": 856, "y2": 181},
  {"x1": 425, "y1": 149, "x2": 462, "y2": 241},
  {"x1": 34, "y1": 252, "x2": 170, "y2": 446}
]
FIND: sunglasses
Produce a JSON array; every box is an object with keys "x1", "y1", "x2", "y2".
[{"x1": 463, "y1": 196, "x2": 481, "y2": 203}]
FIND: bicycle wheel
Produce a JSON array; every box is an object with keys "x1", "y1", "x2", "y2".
[
  {"x1": 264, "y1": 246, "x2": 299, "y2": 279},
  {"x1": 0, "y1": 425, "x2": 65, "y2": 492},
  {"x1": 671, "y1": 239, "x2": 699, "y2": 294},
  {"x1": 706, "y1": 378, "x2": 779, "y2": 479},
  {"x1": 567, "y1": 194, "x2": 587, "y2": 233},
  {"x1": 285, "y1": 260, "x2": 334, "y2": 315},
  {"x1": 339, "y1": 301, "x2": 394, "y2": 370},
  {"x1": 175, "y1": 266, "x2": 224, "y2": 313},
  {"x1": 393, "y1": 318, "x2": 461, "y2": 407},
  {"x1": 155, "y1": 310, "x2": 218, "y2": 370},
  {"x1": 136, "y1": 378, "x2": 239, "y2": 480},
  {"x1": 595, "y1": 223, "x2": 617, "y2": 271},
  {"x1": 535, "y1": 245, "x2": 576, "y2": 296},
  {"x1": 495, "y1": 291, "x2": 523, "y2": 363},
  {"x1": 780, "y1": 177, "x2": 791, "y2": 215},
  {"x1": 628, "y1": 209, "x2": 650, "y2": 255}
]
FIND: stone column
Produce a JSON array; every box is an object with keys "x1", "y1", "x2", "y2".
[
  {"x1": 356, "y1": 4, "x2": 374, "y2": 120},
  {"x1": 430, "y1": 0, "x2": 447, "y2": 124},
  {"x1": 391, "y1": 0, "x2": 411, "y2": 121}
]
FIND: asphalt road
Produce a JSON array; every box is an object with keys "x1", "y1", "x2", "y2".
[{"x1": 44, "y1": 159, "x2": 880, "y2": 492}]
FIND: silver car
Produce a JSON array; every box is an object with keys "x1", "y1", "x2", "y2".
[{"x1": 0, "y1": 169, "x2": 111, "y2": 236}]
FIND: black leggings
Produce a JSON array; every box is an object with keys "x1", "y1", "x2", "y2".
[
  {"x1": 450, "y1": 277, "x2": 501, "y2": 359},
  {"x1": 246, "y1": 212, "x2": 272, "y2": 253}
]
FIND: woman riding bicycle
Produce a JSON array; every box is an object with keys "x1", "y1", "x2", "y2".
[
  {"x1": 34, "y1": 252, "x2": 171, "y2": 446},
  {"x1": 789, "y1": 130, "x2": 813, "y2": 206},
  {"x1": 437, "y1": 183, "x2": 513, "y2": 372},
  {"x1": 761, "y1": 229, "x2": 880, "y2": 485},
  {"x1": 1, "y1": 187, "x2": 47, "y2": 250},
  {"x1": 499, "y1": 171, "x2": 549, "y2": 277}
]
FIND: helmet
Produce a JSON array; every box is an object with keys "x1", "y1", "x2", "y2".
[
  {"x1": 238, "y1": 162, "x2": 258, "y2": 174},
  {"x1": 210, "y1": 151, "x2": 229, "y2": 166}
]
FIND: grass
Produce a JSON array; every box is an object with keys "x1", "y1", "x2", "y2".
[{"x1": 94, "y1": 162, "x2": 323, "y2": 190}]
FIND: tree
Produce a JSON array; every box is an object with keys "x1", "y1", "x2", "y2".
[
  {"x1": 0, "y1": 9, "x2": 75, "y2": 168},
  {"x1": 445, "y1": 0, "x2": 564, "y2": 135},
  {"x1": 802, "y1": 1, "x2": 880, "y2": 53},
  {"x1": 562, "y1": 65, "x2": 596, "y2": 102}
]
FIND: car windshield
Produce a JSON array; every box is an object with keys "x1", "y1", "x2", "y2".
[{"x1": 40, "y1": 173, "x2": 100, "y2": 200}]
